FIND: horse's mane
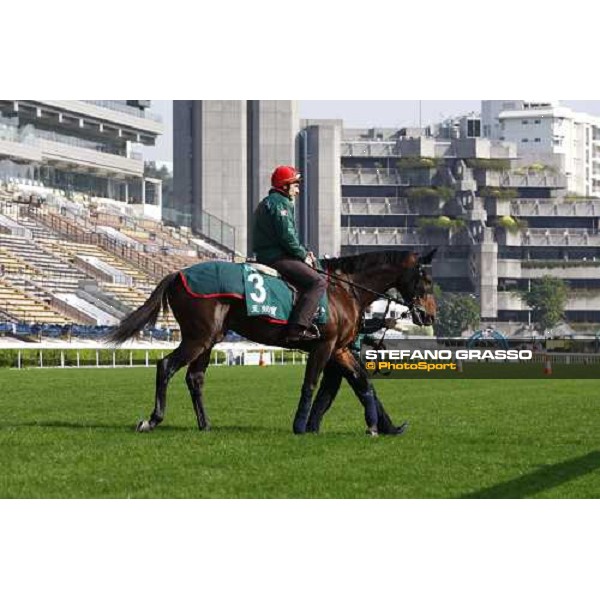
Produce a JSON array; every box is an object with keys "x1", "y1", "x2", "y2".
[{"x1": 321, "y1": 250, "x2": 413, "y2": 274}]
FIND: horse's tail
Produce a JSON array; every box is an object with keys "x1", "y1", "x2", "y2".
[{"x1": 106, "y1": 272, "x2": 179, "y2": 346}]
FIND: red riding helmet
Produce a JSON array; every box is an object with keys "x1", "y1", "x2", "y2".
[{"x1": 271, "y1": 165, "x2": 302, "y2": 189}]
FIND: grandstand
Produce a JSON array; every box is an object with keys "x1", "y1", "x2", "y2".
[{"x1": 0, "y1": 180, "x2": 233, "y2": 340}]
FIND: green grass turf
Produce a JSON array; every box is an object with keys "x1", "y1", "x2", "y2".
[{"x1": 0, "y1": 365, "x2": 599, "y2": 498}]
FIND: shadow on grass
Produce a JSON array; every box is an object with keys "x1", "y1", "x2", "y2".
[
  {"x1": 0, "y1": 420, "x2": 284, "y2": 435},
  {"x1": 0, "y1": 420, "x2": 190, "y2": 433},
  {"x1": 463, "y1": 450, "x2": 600, "y2": 498},
  {"x1": 0, "y1": 421, "x2": 378, "y2": 439}
]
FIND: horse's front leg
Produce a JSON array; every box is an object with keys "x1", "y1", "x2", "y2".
[
  {"x1": 333, "y1": 348, "x2": 379, "y2": 435},
  {"x1": 293, "y1": 341, "x2": 335, "y2": 434},
  {"x1": 306, "y1": 360, "x2": 343, "y2": 433}
]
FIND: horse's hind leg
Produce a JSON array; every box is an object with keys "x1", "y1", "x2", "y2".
[
  {"x1": 137, "y1": 340, "x2": 201, "y2": 432},
  {"x1": 185, "y1": 349, "x2": 212, "y2": 431}
]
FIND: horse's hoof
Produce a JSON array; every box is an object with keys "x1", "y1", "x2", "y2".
[
  {"x1": 365, "y1": 426, "x2": 379, "y2": 437},
  {"x1": 293, "y1": 419, "x2": 307, "y2": 434},
  {"x1": 380, "y1": 421, "x2": 409, "y2": 436},
  {"x1": 136, "y1": 420, "x2": 152, "y2": 433},
  {"x1": 392, "y1": 421, "x2": 409, "y2": 436}
]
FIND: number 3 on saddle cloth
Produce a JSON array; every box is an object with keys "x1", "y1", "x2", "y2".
[{"x1": 179, "y1": 261, "x2": 329, "y2": 326}]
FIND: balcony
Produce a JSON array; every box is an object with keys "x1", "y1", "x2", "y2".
[
  {"x1": 498, "y1": 258, "x2": 600, "y2": 279},
  {"x1": 342, "y1": 227, "x2": 423, "y2": 246},
  {"x1": 33, "y1": 101, "x2": 164, "y2": 137},
  {"x1": 342, "y1": 168, "x2": 410, "y2": 186},
  {"x1": 509, "y1": 199, "x2": 600, "y2": 217},
  {"x1": 342, "y1": 197, "x2": 411, "y2": 215},
  {"x1": 341, "y1": 168, "x2": 439, "y2": 187},
  {"x1": 477, "y1": 171, "x2": 567, "y2": 189},
  {"x1": 38, "y1": 139, "x2": 143, "y2": 177},
  {"x1": 340, "y1": 141, "x2": 397, "y2": 157},
  {"x1": 521, "y1": 228, "x2": 600, "y2": 247}
]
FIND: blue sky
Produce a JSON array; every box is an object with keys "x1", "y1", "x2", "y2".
[{"x1": 144, "y1": 100, "x2": 600, "y2": 163}]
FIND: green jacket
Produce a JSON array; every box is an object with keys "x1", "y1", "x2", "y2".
[{"x1": 252, "y1": 190, "x2": 308, "y2": 264}]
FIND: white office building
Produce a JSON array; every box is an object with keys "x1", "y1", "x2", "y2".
[{"x1": 482, "y1": 100, "x2": 600, "y2": 198}]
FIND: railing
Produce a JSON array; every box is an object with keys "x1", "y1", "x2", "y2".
[
  {"x1": 0, "y1": 344, "x2": 307, "y2": 369},
  {"x1": 341, "y1": 168, "x2": 412, "y2": 186},
  {"x1": 510, "y1": 199, "x2": 600, "y2": 217},
  {"x1": 32, "y1": 210, "x2": 172, "y2": 280},
  {"x1": 342, "y1": 227, "x2": 424, "y2": 246},
  {"x1": 83, "y1": 101, "x2": 163, "y2": 123},
  {"x1": 162, "y1": 207, "x2": 236, "y2": 253},
  {"x1": 521, "y1": 228, "x2": 600, "y2": 247},
  {"x1": 342, "y1": 197, "x2": 412, "y2": 215},
  {"x1": 341, "y1": 142, "x2": 398, "y2": 157},
  {"x1": 478, "y1": 171, "x2": 567, "y2": 188}
]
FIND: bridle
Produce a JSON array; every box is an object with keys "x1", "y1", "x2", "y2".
[{"x1": 313, "y1": 262, "x2": 432, "y2": 327}]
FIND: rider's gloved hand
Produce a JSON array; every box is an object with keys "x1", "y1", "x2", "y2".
[{"x1": 304, "y1": 252, "x2": 316, "y2": 267}]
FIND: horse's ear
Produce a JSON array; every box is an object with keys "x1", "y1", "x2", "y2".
[
  {"x1": 401, "y1": 253, "x2": 419, "y2": 268},
  {"x1": 420, "y1": 248, "x2": 438, "y2": 265}
]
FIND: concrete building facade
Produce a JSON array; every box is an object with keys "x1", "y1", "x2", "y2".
[
  {"x1": 0, "y1": 100, "x2": 163, "y2": 218},
  {"x1": 172, "y1": 100, "x2": 298, "y2": 255},
  {"x1": 482, "y1": 100, "x2": 600, "y2": 198},
  {"x1": 171, "y1": 100, "x2": 600, "y2": 332},
  {"x1": 336, "y1": 125, "x2": 600, "y2": 331}
]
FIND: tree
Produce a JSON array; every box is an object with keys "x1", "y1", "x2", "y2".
[
  {"x1": 520, "y1": 276, "x2": 569, "y2": 332},
  {"x1": 144, "y1": 162, "x2": 173, "y2": 207},
  {"x1": 433, "y1": 285, "x2": 480, "y2": 337}
]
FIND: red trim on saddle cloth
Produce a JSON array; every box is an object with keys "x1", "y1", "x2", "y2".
[
  {"x1": 264, "y1": 317, "x2": 288, "y2": 324},
  {"x1": 179, "y1": 271, "x2": 244, "y2": 300}
]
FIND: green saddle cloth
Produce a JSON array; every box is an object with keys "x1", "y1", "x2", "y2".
[{"x1": 180, "y1": 261, "x2": 328, "y2": 324}]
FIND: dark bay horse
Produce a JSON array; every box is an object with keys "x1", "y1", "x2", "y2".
[{"x1": 107, "y1": 250, "x2": 436, "y2": 434}]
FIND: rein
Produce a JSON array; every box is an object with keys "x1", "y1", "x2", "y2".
[{"x1": 313, "y1": 266, "x2": 408, "y2": 307}]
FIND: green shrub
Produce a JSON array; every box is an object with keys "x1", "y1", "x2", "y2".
[
  {"x1": 408, "y1": 186, "x2": 454, "y2": 201},
  {"x1": 466, "y1": 159, "x2": 510, "y2": 171},
  {"x1": 479, "y1": 187, "x2": 518, "y2": 200}
]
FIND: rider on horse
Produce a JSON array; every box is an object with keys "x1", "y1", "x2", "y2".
[{"x1": 252, "y1": 165, "x2": 327, "y2": 343}]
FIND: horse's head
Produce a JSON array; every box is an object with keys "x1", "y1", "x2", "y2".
[{"x1": 395, "y1": 249, "x2": 437, "y2": 327}]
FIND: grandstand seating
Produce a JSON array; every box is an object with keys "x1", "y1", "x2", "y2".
[
  {"x1": 0, "y1": 186, "x2": 234, "y2": 338},
  {"x1": 0, "y1": 280, "x2": 70, "y2": 324}
]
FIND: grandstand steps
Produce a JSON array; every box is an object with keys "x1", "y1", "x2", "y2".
[
  {"x1": 30, "y1": 209, "x2": 173, "y2": 281},
  {"x1": 54, "y1": 293, "x2": 118, "y2": 326},
  {"x1": 39, "y1": 239, "x2": 150, "y2": 284},
  {"x1": 0, "y1": 234, "x2": 87, "y2": 282},
  {"x1": 0, "y1": 280, "x2": 71, "y2": 324},
  {"x1": 76, "y1": 286, "x2": 127, "y2": 320},
  {"x1": 100, "y1": 282, "x2": 178, "y2": 329}
]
